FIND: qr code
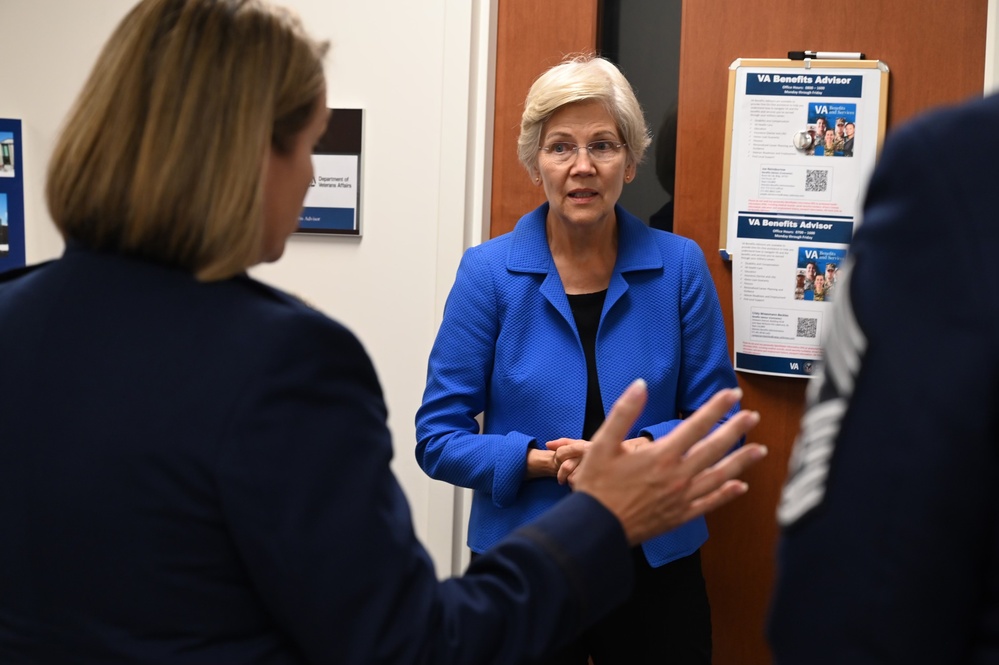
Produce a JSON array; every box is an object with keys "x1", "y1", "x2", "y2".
[
  {"x1": 805, "y1": 169, "x2": 828, "y2": 192},
  {"x1": 796, "y1": 317, "x2": 818, "y2": 338}
]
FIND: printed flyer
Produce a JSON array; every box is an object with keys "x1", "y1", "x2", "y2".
[{"x1": 720, "y1": 59, "x2": 888, "y2": 377}]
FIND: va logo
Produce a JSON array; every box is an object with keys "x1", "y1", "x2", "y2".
[{"x1": 310, "y1": 177, "x2": 317, "y2": 187}]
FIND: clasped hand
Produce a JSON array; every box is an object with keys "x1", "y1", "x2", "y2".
[
  {"x1": 547, "y1": 380, "x2": 766, "y2": 545},
  {"x1": 548, "y1": 437, "x2": 647, "y2": 486}
]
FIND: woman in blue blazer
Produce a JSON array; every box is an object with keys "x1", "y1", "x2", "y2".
[{"x1": 417, "y1": 55, "x2": 740, "y2": 665}]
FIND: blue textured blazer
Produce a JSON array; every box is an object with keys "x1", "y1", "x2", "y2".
[{"x1": 416, "y1": 204, "x2": 739, "y2": 566}]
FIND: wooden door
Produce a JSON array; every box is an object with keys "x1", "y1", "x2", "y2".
[
  {"x1": 677, "y1": 3, "x2": 986, "y2": 663},
  {"x1": 490, "y1": 1, "x2": 599, "y2": 236},
  {"x1": 491, "y1": 1, "x2": 988, "y2": 663}
]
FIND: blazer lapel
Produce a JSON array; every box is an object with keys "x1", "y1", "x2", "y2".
[{"x1": 506, "y1": 203, "x2": 576, "y2": 329}]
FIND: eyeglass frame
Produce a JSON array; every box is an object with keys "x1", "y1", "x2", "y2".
[{"x1": 537, "y1": 140, "x2": 628, "y2": 163}]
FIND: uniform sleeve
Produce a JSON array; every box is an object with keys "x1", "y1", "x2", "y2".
[
  {"x1": 768, "y1": 109, "x2": 999, "y2": 663},
  {"x1": 415, "y1": 248, "x2": 535, "y2": 507},
  {"x1": 640, "y1": 240, "x2": 740, "y2": 442},
  {"x1": 217, "y1": 310, "x2": 634, "y2": 664}
]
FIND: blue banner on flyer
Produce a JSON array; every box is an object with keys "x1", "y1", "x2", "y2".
[
  {"x1": 737, "y1": 215, "x2": 854, "y2": 243},
  {"x1": 299, "y1": 206, "x2": 355, "y2": 231},
  {"x1": 809, "y1": 102, "x2": 856, "y2": 124},
  {"x1": 745, "y1": 72, "x2": 863, "y2": 98},
  {"x1": 0, "y1": 119, "x2": 26, "y2": 273},
  {"x1": 736, "y1": 353, "x2": 818, "y2": 377}
]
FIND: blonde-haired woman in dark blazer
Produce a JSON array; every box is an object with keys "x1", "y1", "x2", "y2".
[{"x1": 0, "y1": 5, "x2": 764, "y2": 663}]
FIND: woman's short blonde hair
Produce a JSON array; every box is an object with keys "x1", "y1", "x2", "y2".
[
  {"x1": 46, "y1": 0, "x2": 328, "y2": 281},
  {"x1": 517, "y1": 54, "x2": 651, "y2": 175}
]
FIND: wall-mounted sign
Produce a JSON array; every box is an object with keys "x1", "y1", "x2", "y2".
[
  {"x1": 0, "y1": 119, "x2": 26, "y2": 272},
  {"x1": 298, "y1": 108, "x2": 363, "y2": 237},
  {"x1": 718, "y1": 58, "x2": 888, "y2": 378}
]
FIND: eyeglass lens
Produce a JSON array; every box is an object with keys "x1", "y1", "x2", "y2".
[{"x1": 542, "y1": 141, "x2": 624, "y2": 162}]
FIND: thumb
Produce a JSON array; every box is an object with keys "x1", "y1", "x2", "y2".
[{"x1": 587, "y1": 378, "x2": 648, "y2": 465}]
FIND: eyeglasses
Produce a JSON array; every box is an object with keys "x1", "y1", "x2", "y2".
[{"x1": 539, "y1": 140, "x2": 626, "y2": 164}]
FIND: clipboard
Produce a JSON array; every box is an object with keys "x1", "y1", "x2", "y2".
[{"x1": 721, "y1": 56, "x2": 888, "y2": 378}]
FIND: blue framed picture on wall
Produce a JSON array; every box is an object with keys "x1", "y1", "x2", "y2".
[{"x1": 0, "y1": 119, "x2": 26, "y2": 272}]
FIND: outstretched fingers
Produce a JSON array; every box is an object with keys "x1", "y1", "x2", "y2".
[
  {"x1": 587, "y1": 378, "x2": 649, "y2": 464},
  {"x1": 653, "y1": 388, "x2": 745, "y2": 461},
  {"x1": 679, "y1": 407, "x2": 760, "y2": 473},
  {"x1": 683, "y1": 442, "x2": 768, "y2": 519},
  {"x1": 647, "y1": 392, "x2": 766, "y2": 525},
  {"x1": 573, "y1": 382, "x2": 766, "y2": 544},
  {"x1": 681, "y1": 480, "x2": 751, "y2": 523}
]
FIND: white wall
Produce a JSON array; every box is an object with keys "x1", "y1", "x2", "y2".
[{"x1": 0, "y1": 0, "x2": 494, "y2": 577}]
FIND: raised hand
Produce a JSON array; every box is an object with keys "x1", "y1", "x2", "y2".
[{"x1": 570, "y1": 380, "x2": 766, "y2": 545}]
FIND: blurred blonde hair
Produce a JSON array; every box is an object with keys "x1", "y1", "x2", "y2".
[
  {"x1": 517, "y1": 54, "x2": 651, "y2": 175},
  {"x1": 46, "y1": 0, "x2": 328, "y2": 281}
]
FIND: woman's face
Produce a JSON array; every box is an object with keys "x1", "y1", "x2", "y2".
[
  {"x1": 534, "y1": 99, "x2": 635, "y2": 232},
  {"x1": 260, "y1": 94, "x2": 330, "y2": 264}
]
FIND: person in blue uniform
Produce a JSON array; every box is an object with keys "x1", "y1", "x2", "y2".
[{"x1": 769, "y1": 92, "x2": 999, "y2": 663}]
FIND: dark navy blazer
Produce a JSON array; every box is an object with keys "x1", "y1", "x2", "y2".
[
  {"x1": 769, "y1": 93, "x2": 999, "y2": 663},
  {"x1": 0, "y1": 247, "x2": 633, "y2": 664}
]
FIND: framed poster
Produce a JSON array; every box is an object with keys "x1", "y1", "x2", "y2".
[
  {"x1": 0, "y1": 119, "x2": 26, "y2": 272},
  {"x1": 718, "y1": 58, "x2": 888, "y2": 378},
  {"x1": 298, "y1": 108, "x2": 363, "y2": 237}
]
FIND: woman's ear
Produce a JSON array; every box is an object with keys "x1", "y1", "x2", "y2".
[{"x1": 624, "y1": 160, "x2": 637, "y2": 183}]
